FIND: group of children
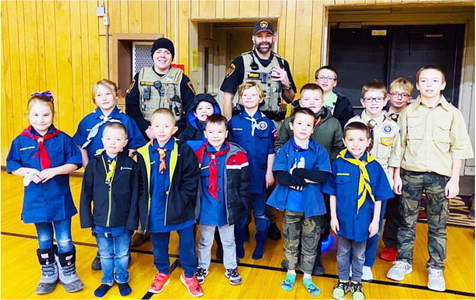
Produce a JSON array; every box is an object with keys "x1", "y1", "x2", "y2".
[{"x1": 6, "y1": 65, "x2": 473, "y2": 299}]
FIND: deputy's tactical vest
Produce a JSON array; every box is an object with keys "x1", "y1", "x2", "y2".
[
  {"x1": 138, "y1": 67, "x2": 183, "y2": 121},
  {"x1": 242, "y1": 51, "x2": 285, "y2": 113}
]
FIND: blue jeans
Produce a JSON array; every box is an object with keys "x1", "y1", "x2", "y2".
[
  {"x1": 34, "y1": 218, "x2": 73, "y2": 253},
  {"x1": 151, "y1": 225, "x2": 197, "y2": 278},
  {"x1": 337, "y1": 235, "x2": 366, "y2": 282},
  {"x1": 95, "y1": 232, "x2": 131, "y2": 285}
]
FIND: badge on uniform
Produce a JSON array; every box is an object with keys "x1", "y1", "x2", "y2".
[
  {"x1": 380, "y1": 137, "x2": 394, "y2": 146},
  {"x1": 187, "y1": 81, "x2": 196, "y2": 94},
  {"x1": 257, "y1": 121, "x2": 268, "y2": 130},
  {"x1": 226, "y1": 63, "x2": 236, "y2": 78},
  {"x1": 383, "y1": 125, "x2": 393, "y2": 133},
  {"x1": 126, "y1": 79, "x2": 135, "y2": 94}
]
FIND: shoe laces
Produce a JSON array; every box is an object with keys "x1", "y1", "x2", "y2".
[
  {"x1": 41, "y1": 263, "x2": 57, "y2": 277},
  {"x1": 428, "y1": 268, "x2": 443, "y2": 278},
  {"x1": 334, "y1": 281, "x2": 348, "y2": 291},
  {"x1": 195, "y1": 268, "x2": 207, "y2": 277},
  {"x1": 393, "y1": 260, "x2": 409, "y2": 270},
  {"x1": 62, "y1": 263, "x2": 77, "y2": 276},
  {"x1": 226, "y1": 268, "x2": 239, "y2": 278},
  {"x1": 350, "y1": 282, "x2": 363, "y2": 293}
]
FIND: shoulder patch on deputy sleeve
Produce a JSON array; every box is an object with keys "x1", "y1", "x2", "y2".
[
  {"x1": 126, "y1": 79, "x2": 135, "y2": 94},
  {"x1": 226, "y1": 63, "x2": 236, "y2": 78},
  {"x1": 187, "y1": 81, "x2": 196, "y2": 94}
]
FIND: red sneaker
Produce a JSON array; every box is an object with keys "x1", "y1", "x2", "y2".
[
  {"x1": 180, "y1": 272, "x2": 204, "y2": 297},
  {"x1": 149, "y1": 273, "x2": 170, "y2": 293},
  {"x1": 380, "y1": 247, "x2": 398, "y2": 261}
]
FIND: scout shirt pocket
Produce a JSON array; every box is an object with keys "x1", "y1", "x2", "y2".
[
  {"x1": 376, "y1": 136, "x2": 394, "y2": 162},
  {"x1": 19, "y1": 145, "x2": 37, "y2": 164},
  {"x1": 335, "y1": 173, "x2": 352, "y2": 219},
  {"x1": 406, "y1": 116, "x2": 424, "y2": 140},
  {"x1": 432, "y1": 120, "x2": 451, "y2": 153}
]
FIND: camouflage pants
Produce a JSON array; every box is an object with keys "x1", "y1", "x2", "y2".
[
  {"x1": 397, "y1": 170, "x2": 449, "y2": 270},
  {"x1": 283, "y1": 210, "x2": 325, "y2": 274}
]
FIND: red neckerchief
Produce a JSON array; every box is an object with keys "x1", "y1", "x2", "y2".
[
  {"x1": 197, "y1": 142, "x2": 230, "y2": 201},
  {"x1": 20, "y1": 126, "x2": 60, "y2": 169}
]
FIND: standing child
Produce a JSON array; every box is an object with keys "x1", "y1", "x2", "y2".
[
  {"x1": 386, "y1": 66, "x2": 473, "y2": 292},
  {"x1": 346, "y1": 79, "x2": 401, "y2": 280},
  {"x1": 6, "y1": 91, "x2": 84, "y2": 294},
  {"x1": 267, "y1": 108, "x2": 331, "y2": 297},
  {"x1": 80, "y1": 123, "x2": 140, "y2": 297},
  {"x1": 228, "y1": 81, "x2": 276, "y2": 259},
  {"x1": 193, "y1": 114, "x2": 249, "y2": 285},
  {"x1": 379, "y1": 77, "x2": 414, "y2": 262},
  {"x1": 73, "y1": 79, "x2": 145, "y2": 270},
  {"x1": 314, "y1": 66, "x2": 354, "y2": 128},
  {"x1": 324, "y1": 122, "x2": 393, "y2": 300},
  {"x1": 275, "y1": 83, "x2": 344, "y2": 275},
  {"x1": 179, "y1": 93, "x2": 222, "y2": 143},
  {"x1": 135, "y1": 108, "x2": 203, "y2": 297}
]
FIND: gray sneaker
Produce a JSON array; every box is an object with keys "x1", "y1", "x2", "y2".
[
  {"x1": 332, "y1": 281, "x2": 349, "y2": 300},
  {"x1": 194, "y1": 267, "x2": 209, "y2": 284},
  {"x1": 427, "y1": 268, "x2": 446, "y2": 292},
  {"x1": 387, "y1": 261, "x2": 412, "y2": 281},
  {"x1": 225, "y1": 268, "x2": 242, "y2": 285}
]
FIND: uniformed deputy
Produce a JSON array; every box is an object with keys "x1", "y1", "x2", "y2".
[
  {"x1": 125, "y1": 38, "x2": 195, "y2": 140},
  {"x1": 220, "y1": 20, "x2": 296, "y2": 121}
]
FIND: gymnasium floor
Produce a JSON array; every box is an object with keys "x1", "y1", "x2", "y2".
[{"x1": 1, "y1": 171, "x2": 474, "y2": 299}]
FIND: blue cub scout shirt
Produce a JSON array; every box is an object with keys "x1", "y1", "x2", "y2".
[
  {"x1": 73, "y1": 106, "x2": 145, "y2": 160},
  {"x1": 322, "y1": 152, "x2": 394, "y2": 242},
  {"x1": 6, "y1": 125, "x2": 82, "y2": 223},
  {"x1": 228, "y1": 110, "x2": 275, "y2": 194}
]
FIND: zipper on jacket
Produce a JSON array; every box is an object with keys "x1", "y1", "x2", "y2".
[{"x1": 101, "y1": 155, "x2": 113, "y2": 227}]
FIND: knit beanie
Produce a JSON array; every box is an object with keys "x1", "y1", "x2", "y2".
[{"x1": 151, "y1": 38, "x2": 175, "y2": 59}]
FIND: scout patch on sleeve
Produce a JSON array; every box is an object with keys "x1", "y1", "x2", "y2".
[
  {"x1": 126, "y1": 79, "x2": 135, "y2": 94},
  {"x1": 226, "y1": 63, "x2": 236, "y2": 78},
  {"x1": 187, "y1": 81, "x2": 196, "y2": 94}
]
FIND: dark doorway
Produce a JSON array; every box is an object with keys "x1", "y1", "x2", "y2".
[{"x1": 329, "y1": 24, "x2": 465, "y2": 108}]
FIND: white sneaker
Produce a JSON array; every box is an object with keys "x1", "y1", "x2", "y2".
[
  {"x1": 361, "y1": 266, "x2": 373, "y2": 281},
  {"x1": 387, "y1": 261, "x2": 412, "y2": 281},
  {"x1": 427, "y1": 268, "x2": 445, "y2": 292}
]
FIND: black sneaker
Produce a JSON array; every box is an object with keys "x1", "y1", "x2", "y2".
[
  {"x1": 349, "y1": 282, "x2": 365, "y2": 300},
  {"x1": 267, "y1": 223, "x2": 282, "y2": 240},
  {"x1": 194, "y1": 267, "x2": 209, "y2": 284},
  {"x1": 91, "y1": 256, "x2": 101, "y2": 270},
  {"x1": 225, "y1": 268, "x2": 242, "y2": 285}
]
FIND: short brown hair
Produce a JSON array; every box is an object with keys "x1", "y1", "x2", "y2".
[
  {"x1": 238, "y1": 81, "x2": 265, "y2": 99},
  {"x1": 151, "y1": 108, "x2": 176, "y2": 125},
  {"x1": 361, "y1": 80, "x2": 387, "y2": 98},
  {"x1": 290, "y1": 107, "x2": 316, "y2": 124},
  {"x1": 416, "y1": 65, "x2": 446, "y2": 82},
  {"x1": 205, "y1": 113, "x2": 227, "y2": 128},
  {"x1": 344, "y1": 121, "x2": 370, "y2": 138},
  {"x1": 92, "y1": 79, "x2": 118, "y2": 102},
  {"x1": 389, "y1": 77, "x2": 414, "y2": 95},
  {"x1": 300, "y1": 83, "x2": 324, "y2": 95},
  {"x1": 314, "y1": 66, "x2": 338, "y2": 80},
  {"x1": 103, "y1": 122, "x2": 128, "y2": 138}
]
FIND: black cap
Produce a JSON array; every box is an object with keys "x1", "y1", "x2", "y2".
[
  {"x1": 253, "y1": 20, "x2": 274, "y2": 35},
  {"x1": 151, "y1": 38, "x2": 175, "y2": 59}
]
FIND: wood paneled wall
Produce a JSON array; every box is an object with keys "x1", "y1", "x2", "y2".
[{"x1": 2, "y1": 0, "x2": 474, "y2": 163}]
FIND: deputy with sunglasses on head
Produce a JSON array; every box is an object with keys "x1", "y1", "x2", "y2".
[{"x1": 220, "y1": 20, "x2": 296, "y2": 122}]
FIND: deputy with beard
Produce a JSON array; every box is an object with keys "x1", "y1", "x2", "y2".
[{"x1": 220, "y1": 20, "x2": 296, "y2": 121}]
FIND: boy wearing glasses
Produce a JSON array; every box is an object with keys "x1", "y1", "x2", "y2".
[
  {"x1": 315, "y1": 66, "x2": 354, "y2": 128},
  {"x1": 346, "y1": 80, "x2": 401, "y2": 281},
  {"x1": 379, "y1": 77, "x2": 414, "y2": 262}
]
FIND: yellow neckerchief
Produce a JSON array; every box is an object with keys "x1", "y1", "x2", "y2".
[
  {"x1": 336, "y1": 149, "x2": 376, "y2": 212},
  {"x1": 105, "y1": 159, "x2": 116, "y2": 185}
]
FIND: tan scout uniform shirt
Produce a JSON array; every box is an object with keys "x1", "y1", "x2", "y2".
[
  {"x1": 398, "y1": 95, "x2": 473, "y2": 177},
  {"x1": 347, "y1": 111, "x2": 402, "y2": 185}
]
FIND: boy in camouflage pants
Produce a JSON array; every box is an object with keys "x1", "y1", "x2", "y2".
[{"x1": 386, "y1": 66, "x2": 473, "y2": 292}]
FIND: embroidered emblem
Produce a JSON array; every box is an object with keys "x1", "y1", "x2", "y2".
[
  {"x1": 126, "y1": 79, "x2": 135, "y2": 94},
  {"x1": 380, "y1": 137, "x2": 394, "y2": 146},
  {"x1": 226, "y1": 63, "x2": 236, "y2": 78},
  {"x1": 260, "y1": 21, "x2": 269, "y2": 28},
  {"x1": 257, "y1": 121, "x2": 268, "y2": 130},
  {"x1": 383, "y1": 125, "x2": 393, "y2": 133}
]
